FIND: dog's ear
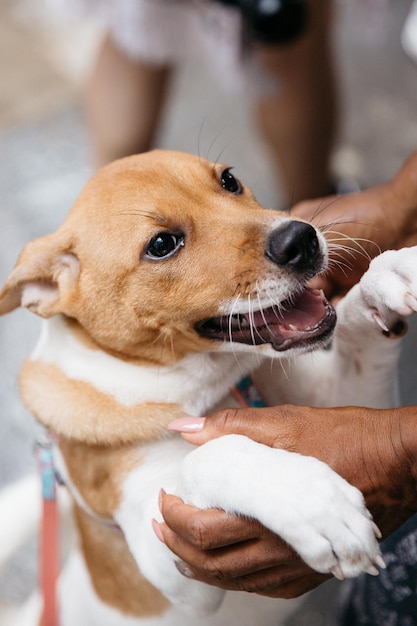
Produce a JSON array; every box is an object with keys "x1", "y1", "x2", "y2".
[{"x1": 0, "y1": 233, "x2": 80, "y2": 318}]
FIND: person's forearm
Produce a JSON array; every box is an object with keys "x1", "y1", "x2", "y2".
[
  {"x1": 333, "y1": 405, "x2": 417, "y2": 538},
  {"x1": 174, "y1": 404, "x2": 417, "y2": 539},
  {"x1": 390, "y1": 150, "x2": 417, "y2": 249}
]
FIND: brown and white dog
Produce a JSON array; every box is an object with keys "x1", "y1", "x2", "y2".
[{"x1": 0, "y1": 150, "x2": 416, "y2": 625}]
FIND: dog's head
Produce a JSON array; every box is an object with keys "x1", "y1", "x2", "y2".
[{"x1": 0, "y1": 150, "x2": 335, "y2": 364}]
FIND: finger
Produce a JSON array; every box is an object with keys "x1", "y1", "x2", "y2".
[
  {"x1": 158, "y1": 496, "x2": 300, "y2": 580},
  {"x1": 160, "y1": 520, "x2": 298, "y2": 581},
  {"x1": 169, "y1": 406, "x2": 293, "y2": 447},
  {"x1": 174, "y1": 549, "x2": 327, "y2": 598},
  {"x1": 160, "y1": 492, "x2": 262, "y2": 548},
  {"x1": 254, "y1": 569, "x2": 330, "y2": 599}
]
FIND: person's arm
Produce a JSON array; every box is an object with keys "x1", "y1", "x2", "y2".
[
  {"x1": 293, "y1": 150, "x2": 417, "y2": 300},
  {"x1": 155, "y1": 405, "x2": 417, "y2": 597}
]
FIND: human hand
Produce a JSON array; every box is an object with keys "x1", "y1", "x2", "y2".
[
  {"x1": 158, "y1": 491, "x2": 328, "y2": 597},
  {"x1": 156, "y1": 405, "x2": 417, "y2": 596},
  {"x1": 292, "y1": 151, "x2": 417, "y2": 301}
]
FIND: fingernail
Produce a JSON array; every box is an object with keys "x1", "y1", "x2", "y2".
[
  {"x1": 175, "y1": 560, "x2": 195, "y2": 579},
  {"x1": 152, "y1": 519, "x2": 165, "y2": 543},
  {"x1": 168, "y1": 417, "x2": 206, "y2": 433},
  {"x1": 158, "y1": 488, "x2": 166, "y2": 513}
]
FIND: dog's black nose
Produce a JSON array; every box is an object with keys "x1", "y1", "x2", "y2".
[{"x1": 266, "y1": 221, "x2": 320, "y2": 270}]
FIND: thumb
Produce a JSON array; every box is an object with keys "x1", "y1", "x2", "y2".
[{"x1": 168, "y1": 406, "x2": 295, "y2": 448}]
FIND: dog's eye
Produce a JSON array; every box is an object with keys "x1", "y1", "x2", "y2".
[
  {"x1": 145, "y1": 233, "x2": 185, "y2": 259},
  {"x1": 221, "y1": 168, "x2": 242, "y2": 195}
]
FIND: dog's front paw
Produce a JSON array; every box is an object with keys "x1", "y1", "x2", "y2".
[
  {"x1": 180, "y1": 436, "x2": 384, "y2": 581},
  {"x1": 282, "y1": 458, "x2": 384, "y2": 580},
  {"x1": 360, "y1": 247, "x2": 417, "y2": 335}
]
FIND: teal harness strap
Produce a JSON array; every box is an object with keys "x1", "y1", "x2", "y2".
[{"x1": 232, "y1": 375, "x2": 268, "y2": 408}]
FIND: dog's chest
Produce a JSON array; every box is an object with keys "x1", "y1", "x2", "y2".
[{"x1": 29, "y1": 317, "x2": 262, "y2": 414}]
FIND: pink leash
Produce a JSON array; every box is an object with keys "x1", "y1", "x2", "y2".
[{"x1": 36, "y1": 432, "x2": 59, "y2": 626}]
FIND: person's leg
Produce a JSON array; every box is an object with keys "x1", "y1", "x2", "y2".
[
  {"x1": 85, "y1": 34, "x2": 172, "y2": 168},
  {"x1": 254, "y1": 0, "x2": 337, "y2": 205}
]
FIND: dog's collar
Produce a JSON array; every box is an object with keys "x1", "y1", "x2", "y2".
[{"x1": 232, "y1": 376, "x2": 268, "y2": 408}]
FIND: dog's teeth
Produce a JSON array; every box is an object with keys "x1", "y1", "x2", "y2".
[
  {"x1": 229, "y1": 315, "x2": 248, "y2": 329},
  {"x1": 288, "y1": 324, "x2": 298, "y2": 331}
]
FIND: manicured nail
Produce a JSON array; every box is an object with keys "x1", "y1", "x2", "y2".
[
  {"x1": 168, "y1": 417, "x2": 206, "y2": 433},
  {"x1": 175, "y1": 560, "x2": 195, "y2": 579},
  {"x1": 152, "y1": 519, "x2": 165, "y2": 543},
  {"x1": 158, "y1": 488, "x2": 166, "y2": 513}
]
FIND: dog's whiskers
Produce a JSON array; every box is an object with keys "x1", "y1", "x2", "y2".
[
  {"x1": 289, "y1": 195, "x2": 344, "y2": 222},
  {"x1": 248, "y1": 294, "x2": 265, "y2": 350},
  {"x1": 228, "y1": 295, "x2": 241, "y2": 347},
  {"x1": 247, "y1": 294, "x2": 257, "y2": 349},
  {"x1": 227, "y1": 294, "x2": 250, "y2": 373},
  {"x1": 263, "y1": 286, "x2": 287, "y2": 317},
  {"x1": 326, "y1": 248, "x2": 356, "y2": 266},
  {"x1": 277, "y1": 353, "x2": 291, "y2": 381},
  {"x1": 256, "y1": 284, "x2": 272, "y2": 334},
  {"x1": 325, "y1": 258, "x2": 353, "y2": 279},
  {"x1": 325, "y1": 231, "x2": 378, "y2": 264},
  {"x1": 203, "y1": 126, "x2": 230, "y2": 164}
]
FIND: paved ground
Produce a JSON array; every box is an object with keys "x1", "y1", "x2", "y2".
[{"x1": 1, "y1": 0, "x2": 417, "y2": 622}]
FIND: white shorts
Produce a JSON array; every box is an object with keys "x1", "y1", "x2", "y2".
[{"x1": 47, "y1": 0, "x2": 244, "y2": 69}]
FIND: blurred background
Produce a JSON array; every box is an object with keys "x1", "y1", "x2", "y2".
[{"x1": 1, "y1": 0, "x2": 417, "y2": 623}]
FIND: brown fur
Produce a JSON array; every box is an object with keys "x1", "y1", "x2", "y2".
[
  {"x1": 58, "y1": 437, "x2": 139, "y2": 518},
  {"x1": 20, "y1": 359, "x2": 183, "y2": 445},
  {"x1": 75, "y1": 506, "x2": 169, "y2": 617}
]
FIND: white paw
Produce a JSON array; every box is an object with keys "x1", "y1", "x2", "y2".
[
  {"x1": 360, "y1": 247, "x2": 417, "y2": 334},
  {"x1": 180, "y1": 436, "x2": 384, "y2": 581},
  {"x1": 273, "y1": 454, "x2": 384, "y2": 580}
]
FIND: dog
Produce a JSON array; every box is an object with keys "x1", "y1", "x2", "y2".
[{"x1": 0, "y1": 149, "x2": 416, "y2": 625}]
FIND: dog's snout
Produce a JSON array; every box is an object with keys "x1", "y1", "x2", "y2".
[{"x1": 266, "y1": 221, "x2": 320, "y2": 270}]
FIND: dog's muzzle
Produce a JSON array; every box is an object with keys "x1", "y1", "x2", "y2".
[{"x1": 196, "y1": 221, "x2": 336, "y2": 351}]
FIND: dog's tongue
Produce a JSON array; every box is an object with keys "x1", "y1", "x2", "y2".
[
  {"x1": 196, "y1": 287, "x2": 336, "y2": 351},
  {"x1": 250, "y1": 288, "x2": 335, "y2": 350},
  {"x1": 252, "y1": 288, "x2": 328, "y2": 332}
]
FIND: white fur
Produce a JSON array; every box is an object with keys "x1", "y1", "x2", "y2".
[
  {"x1": 58, "y1": 550, "x2": 288, "y2": 626},
  {"x1": 31, "y1": 316, "x2": 258, "y2": 416}
]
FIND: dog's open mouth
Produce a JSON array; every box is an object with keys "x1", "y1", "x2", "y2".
[{"x1": 195, "y1": 287, "x2": 336, "y2": 351}]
